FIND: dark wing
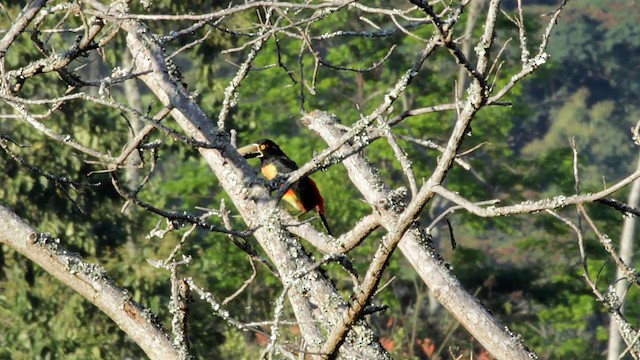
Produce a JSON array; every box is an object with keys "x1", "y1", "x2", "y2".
[
  {"x1": 267, "y1": 156, "x2": 299, "y2": 174},
  {"x1": 292, "y1": 177, "x2": 323, "y2": 213}
]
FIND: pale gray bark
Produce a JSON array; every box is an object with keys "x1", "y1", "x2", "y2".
[
  {"x1": 0, "y1": 206, "x2": 180, "y2": 360},
  {"x1": 607, "y1": 150, "x2": 640, "y2": 360},
  {"x1": 430, "y1": 0, "x2": 484, "y2": 318},
  {"x1": 303, "y1": 111, "x2": 536, "y2": 360}
]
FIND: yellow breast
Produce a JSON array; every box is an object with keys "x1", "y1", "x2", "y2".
[{"x1": 261, "y1": 163, "x2": 278, "y2": 180}]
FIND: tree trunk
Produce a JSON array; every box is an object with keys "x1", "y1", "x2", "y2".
[{"x1": 607, "y1": 150, "x2": 640, "y2": 360}]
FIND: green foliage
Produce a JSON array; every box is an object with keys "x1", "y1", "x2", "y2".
[{"x1": 522, "y1": 87, "x2": 634, "y2": 183}]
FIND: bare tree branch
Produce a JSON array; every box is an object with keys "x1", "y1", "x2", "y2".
[
  {"x1": 303, "y1": 111, "x2": 536, "y2": 359},
  {"x1": 432, "y1": 169, "x2": 640, "y2": 217},
  {"x1": 0, "y1": 0, "x2": 49, "y2": 55},
  {"x1": 547, "y1": 208, "x2": 640, "y2": 359},
  {"x1": 0, "y1": 205, "x2": 179, "y2": 359}
]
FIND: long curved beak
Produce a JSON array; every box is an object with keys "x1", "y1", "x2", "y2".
[{"x1": 237, "y1": 143, "x2": 262, "y2": 159}]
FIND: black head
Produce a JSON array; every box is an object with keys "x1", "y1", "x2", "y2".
[{"x1": 238, "y1": 139, "x2": 286, "y2": 159}]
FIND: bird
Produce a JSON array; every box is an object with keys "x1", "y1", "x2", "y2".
[{"x1": 238, "y1": 139, "x2": 332, "y2": 235}]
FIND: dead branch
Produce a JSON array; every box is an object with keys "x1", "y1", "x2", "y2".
[
  {"x1": 547, "y1": 208, "x2": 640, "y2": 359},
  {"x1": 303, "y1": 111, "x2": 536, "y2": 359},
  {"x1": 0, "y1": 205, "x2": 179, "y2": 359}
]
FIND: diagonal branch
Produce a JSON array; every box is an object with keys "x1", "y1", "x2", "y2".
[
  {"x1": 547, "y1": 208, "x2": 640, "y2": 359},
  {"x1": 0, "y1": 0, "x2": 49, "y2": 55},
  {"x1": 217, "y1": 8, "x2": 277, "y2": 130},
  {"x1": 303, "y1": 111, "x2": 536, "y2": 359},
  {"x1": 273, "y1": 30, "x2": 442, "y2": 204},
  {"x1": 0, "y1": 205, "x2": 179, "y2": 360}
]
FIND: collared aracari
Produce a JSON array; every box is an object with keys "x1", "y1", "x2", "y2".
[{"x1": 238, "y1": 139, "x2": 332, "y2": 235}]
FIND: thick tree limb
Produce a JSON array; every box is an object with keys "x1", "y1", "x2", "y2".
[
  {"x1": 0, "y1": 0, "x2": 49, "y2": 56},
  {"x1": 607, "y1": 151, "x2": 640, "y2": 359},
  {"x1": 0, "y1": 205, "x2": 179, "y2": 360},
  {"x1": 303, "y1": 111, "x2": 536, "y2": 359}
]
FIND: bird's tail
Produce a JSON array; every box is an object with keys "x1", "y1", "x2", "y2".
[{"x1": 318, "y1": 211, "x2": 332, "y2": 236}]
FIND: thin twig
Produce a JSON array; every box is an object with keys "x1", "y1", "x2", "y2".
[{"x1": 110, "y1": 172, "x2": 253, "y2": 238}]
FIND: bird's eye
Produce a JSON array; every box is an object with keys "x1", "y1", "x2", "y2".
[{"x1": 260, "y1": 144, "x2": 266, "y2": 149}]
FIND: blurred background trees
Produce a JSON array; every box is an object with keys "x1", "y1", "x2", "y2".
[{"x1": 1, "y1": 0, "x2": 638, "y2": 359}]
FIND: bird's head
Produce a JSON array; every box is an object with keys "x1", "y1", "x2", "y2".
[{"x1": 237, "y1": 139, "x2": 285, "y2": 159}]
